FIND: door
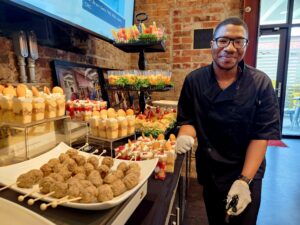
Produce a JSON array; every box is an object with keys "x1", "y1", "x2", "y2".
[
  {"x1": 256, "y1": 28, "x2": 288, "y2": 130},
  {"x1": 244, "y1": 0, "x2": 300, "y2": 137}
]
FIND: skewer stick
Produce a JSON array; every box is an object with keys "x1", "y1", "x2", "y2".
[
  {"x1": 115, "y1": 153, "x2": 121, "y2": 159},
  {"x1": 91, "y1": 149, "x2": 99, "y2": 154},
  {"x1": 18, "y1": 188, "x2": 38, "y2": 202},
  {"x1": 129, "y1": 156, "x2": 135, "y2": 161},
  {"x1": 50, "y1": 195, "x2": 69, "y2": 208},
  {"x1": 99, "y1": 149, "x2": 107, "y2": 157},
  {"x1": 27, "y1": 191, "x2": 55, "y2": 205},
  {"x1": 78, "y1": 143, "x2": 89, "y2": 151},
  {"x1": 40, "y1": 197, "x2": 81, "y2": 211},
  {"x1": 0, "y1": 182, "x2": 18, "y2": 192}
]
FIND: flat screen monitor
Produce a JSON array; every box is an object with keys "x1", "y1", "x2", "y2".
[{"x1": 8, "y1": 0, "x2": 135, "y2": 41}]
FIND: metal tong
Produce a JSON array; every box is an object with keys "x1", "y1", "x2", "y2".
[{"x1": 225, "y1": 194, "x2": 239, "y2": 223}]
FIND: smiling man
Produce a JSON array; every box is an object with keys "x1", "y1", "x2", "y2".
[{"x1": 175, "y1": 17, "x2": 281, "y2": 225}]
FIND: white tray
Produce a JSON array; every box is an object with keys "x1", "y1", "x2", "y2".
[
  {"x1": 0, "y1": 197, "x2": 55, "y2": 225},
  {"x1": 0, "y1": 142, "x2": 158, "y2": 210}
]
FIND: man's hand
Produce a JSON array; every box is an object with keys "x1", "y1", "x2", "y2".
[
  {"x1": 226, "y1": 180, "x2": 251, "y2": 216},
  {"x1": 175, "y1": 135, "x2": 194, "y2": 154}
]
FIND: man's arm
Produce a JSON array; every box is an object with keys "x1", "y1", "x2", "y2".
[
  {"x1": 241, "y1": 139, "x2": 268, "y2": 180},
  {"x1": 178, "y1": 124, "x2": 197, "y2": 138},
  {"x1": 226, "y1": 140, "x2": 268, "y2": 216},
  {"x1": 175, "y1": 125, "x2": 197, "y2": 154}
]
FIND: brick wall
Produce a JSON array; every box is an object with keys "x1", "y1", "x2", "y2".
[
  {"x1": 0, "y1": 35, "x2": 132, "y2": 86},
  {"x1": 134, "y1": 0, "x2": 243, "y2": 101},
  {"x1": 0, "y1": 0, "x2": 243, "y2": 101}
]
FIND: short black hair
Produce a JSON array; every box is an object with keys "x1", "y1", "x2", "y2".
[{"x1": 213, "y1": 17, "x2": 249, "y2": 38}]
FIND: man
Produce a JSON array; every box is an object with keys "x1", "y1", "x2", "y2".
[{"x1": 175, "y1": 17, "x2": 280, "y2": 225}]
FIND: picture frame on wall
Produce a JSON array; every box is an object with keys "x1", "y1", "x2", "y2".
[{"x1": 52, "y1": 60, "x2": 110, "y2": 106}]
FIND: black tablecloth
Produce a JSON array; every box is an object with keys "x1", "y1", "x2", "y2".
[{"x1": 0, "y1": 154, "x2": 186, "y2": 225}]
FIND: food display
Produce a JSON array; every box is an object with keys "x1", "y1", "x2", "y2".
[
  {"x1": 135, "y1": 106, "x2": 177, "y2": 137},
  {"x1": 112, "y1": 21, "x2": 166, "y2": 44},
  {"x1": 114, "y1": 133, "x2": 177, "y2": 179},
  {"x1": 16, "y1": 153, "x2": 140, "y2": 204},
  {"x1": 0, "y1": 142, "x2": 158, "y2": 210},
  {"x1": 107, "y1": 70, "x2": 173, "y2": 90},
  {"x1": 0, "y1": 84, "x2": 66, "y2": 124},
  {"x1": 66, "y1": 99, "x2": 107, "y2": 121},
  {"x1": 89, "y1": 108, "x2": 135, "y2": 139}
]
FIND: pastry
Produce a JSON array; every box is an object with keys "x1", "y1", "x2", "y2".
[
  {"x1": 107, "y1": 108, "x2": 116, "y2": 118},
  {"x1": 42, "y1": 88, "x2": 57, "y2": 119},
  {"x1": 126, "y1": 108, "x2": 134, "y2": 116},
  {"x1": 117, "y1": 116, "x2": 128, "y2": 137},
  {"x1": 100, "y1": 109, "x2": 108, "y2": 119},
  {"x1": 52, "y1": 86, "x2": 66, "y2": 117},
  {"x1": 117, "y1": 109, "x2": 126, "y2": 117},
  {"x1": 98, "y1": 119, "x2": 107, "y2": 138},
  {"x1": 13, "y1": 85, "x2": 33, "y2": 124},
  {"x1": 106, "y1": 118, "x2": 118, "y2": 139},
  {"x1": 0, "y1": 87, "x2": 15, "y2": 122},
  {"x1": 31, "y1": 87, "x2": 45, "y2": 121},
  {"x1": 89, "y1": 117, "x2": 99, "y2": 136}
]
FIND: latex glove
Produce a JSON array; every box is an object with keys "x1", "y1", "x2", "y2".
[
  {"x1": 175, "y1": 135, "x2": 194, "y2": 154},
  {"x1": 226, "y1": 180, "x2": 252, "y2": 216}
]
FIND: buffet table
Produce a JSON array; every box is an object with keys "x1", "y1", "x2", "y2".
[{"x1": 0, "y1": 153, "x2": 190, "y2": 225}]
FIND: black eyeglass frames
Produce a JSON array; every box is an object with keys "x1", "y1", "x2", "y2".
[{"x1": 213, "y1": 37, "x2": 248, "y2": 49}]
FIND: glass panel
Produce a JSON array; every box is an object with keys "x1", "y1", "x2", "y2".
[
  {"x1": 256, "y1": 35, "x2": 280, "y2": 89},
  {"x1": 260, "y1": 0, "x2": 288, "y2": 25},
  {"x1": 283, "y1": 27, "x2": 300, "y2": 135},
  {"x1": 292, "y1": 0, "x2": 300, "y2": 24}
]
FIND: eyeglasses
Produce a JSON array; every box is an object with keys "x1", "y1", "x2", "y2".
[{"x1": 213, "y1": 37, "x2": 248, "y2": 49}]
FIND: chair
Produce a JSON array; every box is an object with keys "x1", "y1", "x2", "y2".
[{"x1": 291, "y1": 97, "x2": 300, "y2": 129}]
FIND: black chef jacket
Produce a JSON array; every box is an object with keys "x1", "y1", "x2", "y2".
[{"x1": 177, "y1": 60, "x2": 281, "y2": 191}]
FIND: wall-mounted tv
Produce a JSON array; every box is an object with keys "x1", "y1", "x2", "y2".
[{"x1": 7, "y1": 0, "x2": 135, "y2": 42}]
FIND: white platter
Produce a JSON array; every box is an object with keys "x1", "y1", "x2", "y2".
[
  {"x1": 0, "y1": 197, "x2": 55, "y2": 225},
  {"x1": 0, "y1": 142, "x2": 158, "y2": 210}
]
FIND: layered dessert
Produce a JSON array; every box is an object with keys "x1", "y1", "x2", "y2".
[
  {"x1": 31, "y1": 87, "x2": 45, "y2": 121},
  {"x1": 0, "y1": 87, "x2": 15, "y2": 122},
  {"x1": 89, "y1": 117, "x2": 99, "y2": 136},
  {"x1": 43, "y1": 87, "x2": 57, "y2": 119},
  {"x1": 98, "y1": 119, "x2": 107, "y2": 138},
  {"x1": 117, "y1": 116, "x2": 128, "y2": 137},
  {"x1": 106, "y1": 118, "x2": 118, "y2": 139},
  {"x1": 52, "y1": 87, "x2": 65, "y2": 117},
  {"x1": 13, "y1": 85, "x2": 33, "y2": 124},
  {"x1": 127, "y1": 115, "x2": 135, "y2": 135}
]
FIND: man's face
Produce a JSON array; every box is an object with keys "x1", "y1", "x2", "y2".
[{"x1": 210, "y1": 24, "x2": 248, "y2": 71}]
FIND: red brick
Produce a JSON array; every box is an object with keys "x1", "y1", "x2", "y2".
[
  {"x1": 172, "y1": 64, "x2": 182, "y2": 69},
  {"x1": 0, "y1": 55, "x2": 9, "y2": 64},
  {"x1": 173, "y1": 37, "x2": 180, "y2": 44},
  {"x1": 183, "y1": 63, "x2": 191, "y2": 69},
  {"x1": 173, "y1": 10, "x2": 181, "y2": 17},
  {"x1": 173, "y1": 50, "x2": 181, "y2": 57},
  {"x1": 173, "y1": 18, "x2": 180, "y2": 23},
  {"x1": 173, "y1": 44, "x2": 191, "y2": 50},
  {"x1": 173, "y1": 31, "x2": 191, "y2": 37},
  {"x1": 173, "y1": 56, "x2": 191, "y2": 63},
  {"x1": 182, "y1": 37, "x2": 193, "y2": 44},
  {"x1": 173, "y1": 24, "x2": 182, "y2": 31}
]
